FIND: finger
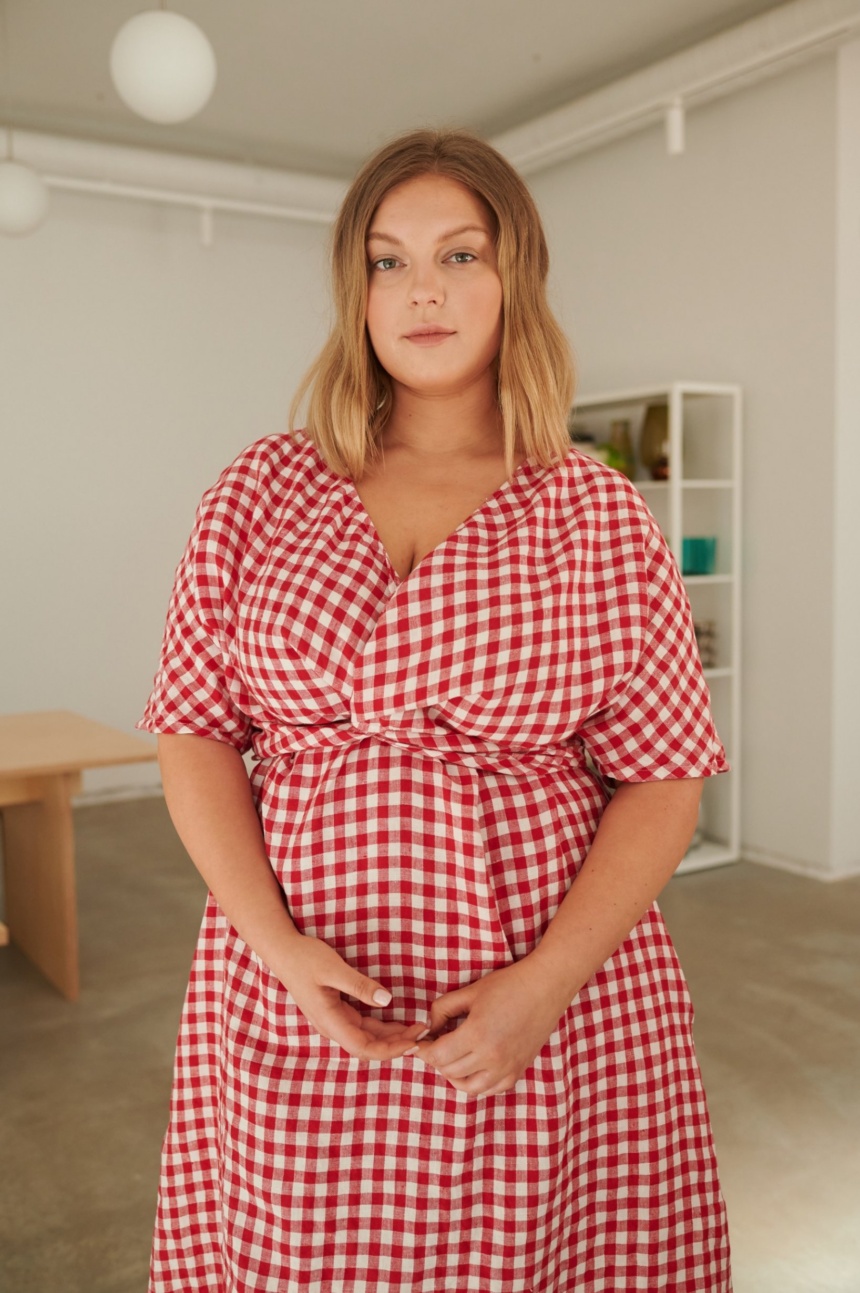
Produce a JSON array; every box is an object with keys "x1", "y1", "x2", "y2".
[
  {"x1": 362, "y1": 1018, "x2": 427, "y2": 1042},
  {"x1": 336, "y1": 968, "x2": 396, "y2": 1010},
  {"x1": 480, "y1": 1083, "x2": 515, "y2": 1098},
  {"x1": 413, "y1": 1033, "x2": 473, "y2": 1065},
  {"x1": 411, "y1": 1034, "x2": 477, "y2": 1073},
  {"x1": 445, "y1": 1070, "x2": 496, "y2": 1096},
  {"x1": 339, "y1": 1005, "x2": 425, "y2": 1039},
  {"x1": 335, "y1": 1024, "x2": 425, "y2": 1061},
  {"x1": 334, "y1": 1002, "x2": 424, "y2": 1043},
  {"x1": 414, "y1": 1007, "x2": 482, "y2": 1066},
  {"x1": 427, "y1": 984, "x2": 476, "y2": 1035},
  {"x1": 435, "y1": 1049, "x2": 483, "y2": 1080},
  {"x1": 359, "y1": 1018, "x2": 404, "y2": 1039},
  {"x1": 312, "y1": 1002, "x2": 419, "y2": 1061}
]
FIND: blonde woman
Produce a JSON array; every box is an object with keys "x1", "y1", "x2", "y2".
[{"x1": 139, "y1": 128, "x2": 732, "y2": 1291}]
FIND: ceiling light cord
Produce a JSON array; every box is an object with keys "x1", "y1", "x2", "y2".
[{"x1": 665, "y1": 97, "x2": 685, "y2": 156}]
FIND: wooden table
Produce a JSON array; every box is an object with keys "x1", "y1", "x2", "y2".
[{"x1": 0, "y1": 710, "x2": 158, "y2": 1000}]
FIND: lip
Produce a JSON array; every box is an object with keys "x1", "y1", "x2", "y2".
[{"x1": 404, "y1": 328, "x2": 456, "y2": 344}]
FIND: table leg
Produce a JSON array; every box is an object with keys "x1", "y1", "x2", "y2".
[{"x1": 1, "y1": 773, "x2": 82, "y2": 1000}]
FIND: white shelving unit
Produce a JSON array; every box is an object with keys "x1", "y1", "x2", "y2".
[{"x1": 572, "y1": 381, "x2": 742, "y2": 875}]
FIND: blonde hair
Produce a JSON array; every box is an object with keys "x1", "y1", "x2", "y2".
[{"x1": 289, "y1": 127, "x2": 576, "y2": 480}]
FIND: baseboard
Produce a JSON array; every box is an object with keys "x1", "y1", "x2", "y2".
[
  {"x1": 72, "y1": 783, "x2": 164, "y2": 808},
  {"x1": 742, "y1": 845, "x2": 860, "y2": 883}
]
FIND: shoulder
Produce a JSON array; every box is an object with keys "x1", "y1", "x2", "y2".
[
  {"x1": 537, "y1": 449, "x2": 679, "y2": 600},
  {"x1": 194, "y1": 429, "x2": 329, "y2": 526},
  {"x1": 203, "y1": 429, "x2": 319, "y2": 500},
  {"x1": 549, "y1": 448, "x2": 658, "y2": 545}
]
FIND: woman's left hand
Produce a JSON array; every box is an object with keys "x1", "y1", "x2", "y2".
[{"x1": 409, "y1": 956, "x2": 575, "y2": 1097}]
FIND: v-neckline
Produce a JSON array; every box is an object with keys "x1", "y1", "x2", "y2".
[{"x1": 345, "y1": 454, "x2": 537, "y2": 587}]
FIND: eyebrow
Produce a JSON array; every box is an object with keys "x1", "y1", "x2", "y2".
[{"x1": 366, "y1": 223, "x2": 490, "y2": 246}]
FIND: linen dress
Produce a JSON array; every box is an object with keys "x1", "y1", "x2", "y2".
[{"x1": 138, "y1": 428, "x2": 732, "y2": 1293}]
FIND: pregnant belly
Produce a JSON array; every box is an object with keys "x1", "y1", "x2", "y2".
[{"x1": 248, "y1": 739, "x2": 606, "y2": 1010}]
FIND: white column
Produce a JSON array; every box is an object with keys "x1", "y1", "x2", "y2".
[{"x1": 830, "y1": 38, "x2": 860, "y2": 875}]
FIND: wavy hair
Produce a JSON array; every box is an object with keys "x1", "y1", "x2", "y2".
[{"x1": 288, "y1": 127, "x2": 575, "y2": 480}]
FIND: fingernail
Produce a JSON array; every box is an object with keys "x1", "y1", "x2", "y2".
[
  {"x1": 416, "y1": 1028, "x2": 431, "y2": 1040},
  {"x1": 403, "y1": 1046, "x2": 419, "y2": 1056},
  {"x1": 372, "y1": 989, "x2": 392, "y2": 1006}
]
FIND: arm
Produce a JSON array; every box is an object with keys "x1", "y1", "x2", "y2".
[
  {"x1": 157, "y1": 732, "x2": 300, "y2": 973},
  {"x1": 157, "y1": 733, "x2": 425, "y2": 1058},
  {"x1": 412, "y1": 776, "x2": 703, "y2": 1094},
  {"x1": 528, "y1": 775, "x2": 703, "y2": 1002}
]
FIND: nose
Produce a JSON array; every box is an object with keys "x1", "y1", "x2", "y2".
[{"x1": 407, "y1": 260, "x2": 445, "y2": 307}]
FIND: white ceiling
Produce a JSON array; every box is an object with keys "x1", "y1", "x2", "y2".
[{"x1": 1, "y1": 0, "x2": 786, "y2": 179}]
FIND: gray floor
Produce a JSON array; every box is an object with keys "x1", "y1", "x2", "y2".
[{"x1": 1, "y1": 797, "x2": 858, "y2": 1293}]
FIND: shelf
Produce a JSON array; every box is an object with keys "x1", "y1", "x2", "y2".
[
  {"x1": 575, "y1": 381, "x2": 742, "y2": 409},
  {"x1": 574, "y1": 380, "x2": 741, "y2": 870},
  {"x1": 676, "y1": 839, "x2": 739, "y2": 875}
]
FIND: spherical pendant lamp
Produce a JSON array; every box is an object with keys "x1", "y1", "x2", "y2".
[
  {"x1": 110, "y1": 10, "x2": 217, "y2": 124},
  {"x1": 0, "y1": 158, "x2": 49, "y2": 234}
]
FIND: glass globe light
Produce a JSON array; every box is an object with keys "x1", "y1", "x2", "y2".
[
  {"x1": 110, "y1": 10, "x2": 217, "y2": 124},
  {"x1": 0, "y1": 160, "x2": 49, "y2": 235}
]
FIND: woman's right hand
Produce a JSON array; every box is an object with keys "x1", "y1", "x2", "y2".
[
  {"x1": 275, "y1": 934, "x2": 427, "y2": 1061},
  {"x1": 154, "y1": 739, "x2": 426, "y2": 1062}
]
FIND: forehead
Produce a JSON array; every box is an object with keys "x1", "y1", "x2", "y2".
[{"x1": 368, "y1": 174, "x2": 494, "y2": 236}]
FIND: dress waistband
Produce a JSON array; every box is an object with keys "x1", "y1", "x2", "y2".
[{"x1": 252, "y1": 718, "x2": 591, "y2": 782}]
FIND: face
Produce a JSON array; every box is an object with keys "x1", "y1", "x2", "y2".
[{"x1": 364, "y1": 173, "x2": 503, "y2": 401}]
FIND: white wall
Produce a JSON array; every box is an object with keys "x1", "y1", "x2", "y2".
[
  {"x1": 0, "y1": 188, "x2": 331, "y2": 796},
  {"x1": 1, "y1": 50, "x2": 855, "y2": 876},
  {"x1": 529, "y1": 54, "x2": 842, "y2": 875}
]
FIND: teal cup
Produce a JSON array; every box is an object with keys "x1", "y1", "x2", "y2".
[{"x1": 682, "y1": 536, "x2": 717, "y2": 576}]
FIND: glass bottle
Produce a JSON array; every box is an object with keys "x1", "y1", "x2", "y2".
[
  {"x1": 606, "y1": 419, "x2": 635, "y2": 479},
  {"x1": 639, "y1": 403, "x2": 669, "y2": 478}
]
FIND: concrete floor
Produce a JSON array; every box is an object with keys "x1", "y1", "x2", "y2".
[{"x1": 1, "y1": 796, "x2": 858, "y2": 1293}]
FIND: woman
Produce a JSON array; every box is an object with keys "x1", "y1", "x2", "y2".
[{"x1": 139, "y1": 127, "x2": 732, "y2": 1291}]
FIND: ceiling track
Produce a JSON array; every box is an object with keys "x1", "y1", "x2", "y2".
[
  {"x1": 6, "y1": 127, "x2": 348, "y2": 235},
  {"x1": 6, "y1": 0, "x2": 860, "y2": 231},
  {"x1": 493, "y1": 0, "x2": 860, "y2": 172},
  {"x1": 43, "y1": 174, "x2": 336, "y2": 231}
]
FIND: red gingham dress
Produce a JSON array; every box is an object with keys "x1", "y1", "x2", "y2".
[{"x1": 138, "y1": 429, "x2": 732, "y2": 1293}]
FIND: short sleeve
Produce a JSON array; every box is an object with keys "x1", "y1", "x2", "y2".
[
  {"x1": 578, "y1": 502, "x2": 730, "y2": 785},
  {"x1": 135, "y1": 445, "x2": 267, "y2": 754}
]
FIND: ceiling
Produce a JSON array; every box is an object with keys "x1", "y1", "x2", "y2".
[{"x1": 1, "y1": 0, "x2": 787, "y2": 179}]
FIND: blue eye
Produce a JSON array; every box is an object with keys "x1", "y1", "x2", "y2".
[
  {"x1": 372, "y1": 257, "x2": 399, "y2": 271},
  {"x1": 449, "y1": 252, "x2": 476, "y2": 264}
]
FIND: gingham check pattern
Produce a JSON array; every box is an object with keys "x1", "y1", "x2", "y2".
[{"x1": 138, "y1": 431, "x2": 732, "y2": 1292}]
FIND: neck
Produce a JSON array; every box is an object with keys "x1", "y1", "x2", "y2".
[{"x1": 381, "y1": 377, "x2": 505, "y2": 462}]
